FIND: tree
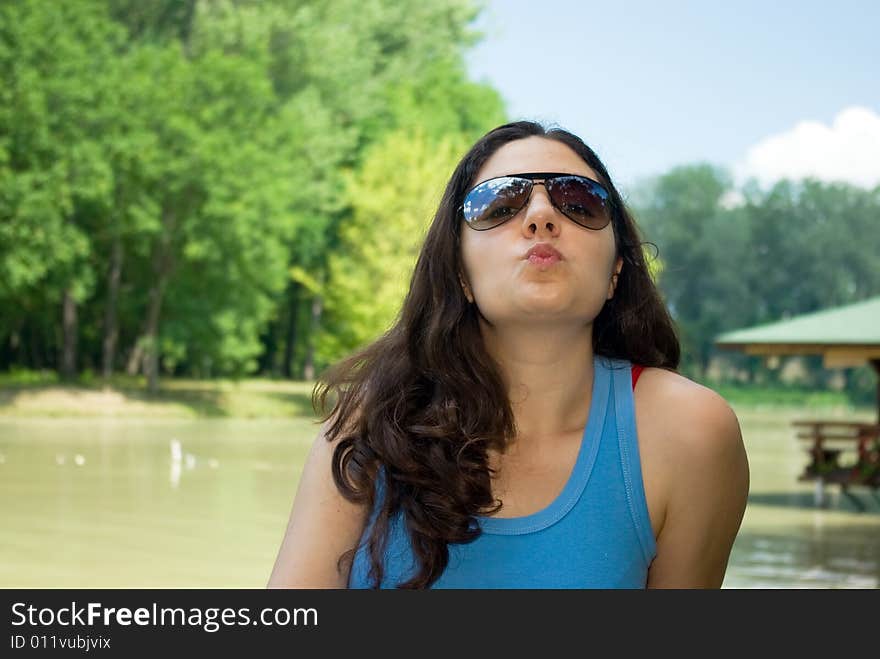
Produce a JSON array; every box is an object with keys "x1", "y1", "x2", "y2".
[
  {"x1": 318, "y1": 130, "x2": 463, "y2": 363},
  {"x1": 1, "y1": 0, "x2": 508, "y2": 385},
  {"x1": 633, "y1": 164, "x2": 742, "y2": 377},
  {"x1": 0, "y1": 1, "x2": 124, "y2": 378}
]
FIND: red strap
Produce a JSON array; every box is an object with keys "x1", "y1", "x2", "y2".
[{"x1": 631, "y1": 364, "x2": 645, "y2": 390}]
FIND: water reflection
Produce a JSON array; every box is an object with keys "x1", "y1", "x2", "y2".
[
  {"x1": 725, "y1": 526, "x2": 880, "y2": 588},
  {"x1": 0, "y1": 415, "x2": 878, "y2": 587},
  {"x1": 0, "y1": 417, "x2": 316, "y2": 587}
]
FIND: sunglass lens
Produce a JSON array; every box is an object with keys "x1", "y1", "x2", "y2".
[
  {"x1": 547, "y1": 176, "x2": 610, "y2": 229},
  {"x1": 463, "y1": 177, "x2": 531, "y2": 230}
]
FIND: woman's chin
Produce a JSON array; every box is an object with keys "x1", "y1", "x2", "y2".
[
  {"x1": 486, "y1": 300, "x2": 575, "y2": 320},
  {"x1": 517, "y1": 291, "x2": 573, "y2": 313}
]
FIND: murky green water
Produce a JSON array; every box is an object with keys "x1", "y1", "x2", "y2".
[
  {"x1": 722, "y1": 406, "x2": 879, "y2": 588},
  {"x1": 1, "y1": 407, "x2": 877, "y2": 588}
]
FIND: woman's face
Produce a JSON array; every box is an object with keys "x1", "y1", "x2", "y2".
[{"x1": 459, "y1": 136, "x2": 622, "y2": 328}]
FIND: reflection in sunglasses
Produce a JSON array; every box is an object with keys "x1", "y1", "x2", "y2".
[{"x1": 462, "y1": 173, "x2": 610, "y2": 231}]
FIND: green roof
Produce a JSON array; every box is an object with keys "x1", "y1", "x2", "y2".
[{"x1": 715, "y1": 296, "x2": 880, "y2": 346}]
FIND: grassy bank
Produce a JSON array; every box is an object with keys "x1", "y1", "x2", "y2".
[
  {"x1": 0, "y1": 371, "x2": 320, "y2": 419},
  {"x1": 0, "y1": 369, "x2": 873, "y2": 420}
]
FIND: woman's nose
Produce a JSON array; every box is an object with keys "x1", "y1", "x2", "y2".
[{"x1": 520, "y1": 186, "x2": 561, "y2": 238}]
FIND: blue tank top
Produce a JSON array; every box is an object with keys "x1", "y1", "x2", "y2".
[{"x1": 347, "y1": 355, "x2": 657, "y2": 588}]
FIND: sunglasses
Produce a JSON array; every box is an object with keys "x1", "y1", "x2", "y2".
[{"x1": 461, "y1": 172, "x2": 612, "y2": 231}]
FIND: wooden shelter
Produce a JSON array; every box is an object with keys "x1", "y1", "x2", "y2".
[
  {"x1": 715, "y1": 295, "x2": 880, "y2": 421},
  {"x1": 715, "y1": 296, "x2": 880, "y2": 506}
]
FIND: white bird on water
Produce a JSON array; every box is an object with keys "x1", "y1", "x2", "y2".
[
  {"x1": 169, "y1": 438, "x2": 218, "y2": 489},
  {"x1": 54, "y1": 453, "x2": 86, "y2": 466},
  {"x1": 170, "y1": 438, "x2": 182, "y2": 463},
  {"x1": 170, "y1": 438, "x2": 182, "y2": 489}
]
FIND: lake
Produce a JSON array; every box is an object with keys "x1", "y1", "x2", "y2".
[{"x1": 1, "y1": 406, "x2": 877, "y2": 588}]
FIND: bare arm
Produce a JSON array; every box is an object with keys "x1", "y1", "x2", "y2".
[
  {"x1": 267, "y1": 421, "x2": 370, "y2": 588},
  {"x1": 646, "y1": 388, "x2": 750, "y2": 588}
]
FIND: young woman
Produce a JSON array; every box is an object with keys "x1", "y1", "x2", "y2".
[{"x1": 268, "y1": 121, "x2": 750, "y2": 589}]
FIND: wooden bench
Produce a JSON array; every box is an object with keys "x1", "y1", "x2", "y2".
[{"x1": 792, "y1": 420, "x2": 880, "y2": 510}]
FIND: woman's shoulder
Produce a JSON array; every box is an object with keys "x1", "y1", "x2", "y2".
[
  {"x1": 633, "y1": 367, "x2": 750, "y2": 587},
  {"x1": 634, "y1": 366, "x2": 740, "y2": 440},
  {"x1": 632, "y1": 366, "x2": 748, "y2": 541}
]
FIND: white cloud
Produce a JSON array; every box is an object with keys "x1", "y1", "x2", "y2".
[{"x1": 734, "y1": 106, "x2": 880, "y2": 188}]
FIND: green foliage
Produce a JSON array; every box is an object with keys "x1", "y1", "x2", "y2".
[
  {"x1": 0, "y1": 368, "x2": 59, "y2": 387},
  {"x1": 709, "y1": 381, "x2": 862, "y2": 409},
  {"x1": 1, "y1": 0, "x2": 506, "y2": 383},
  {"x1": 0, "y1": 0, "x2": 123, "y2": 325},
  {"x1": 318, "y1": 130, "x2": 468, "y2": 363},
  {"x1": 315, "y1": 51, "x2": 505, "y2": 367},
  {"x1": 633, "y1": 166, "x2": 880, "y2": 394},
  {"x1": 635, "y1": 165, "x2": 746, "y2": 374},
  {"x1": 8, "y1": 0, "x2": 872, "y2": 403}
]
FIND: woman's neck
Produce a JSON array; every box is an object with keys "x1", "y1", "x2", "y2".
[{"x1": 480, "y1": 320, "x2": 595, "y2": 444}]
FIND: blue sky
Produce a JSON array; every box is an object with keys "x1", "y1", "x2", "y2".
[{"x1": 465, "y1": 0, "x2": 880, "y2": 193}]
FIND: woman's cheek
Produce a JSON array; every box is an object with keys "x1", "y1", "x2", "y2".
[{"x1": 471, "y1": 269, "x2": 505, "y2": 316}]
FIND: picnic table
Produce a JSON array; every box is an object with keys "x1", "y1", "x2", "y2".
[{"x1": 793, "y1": 420, "x2": 880, "y2": 510}]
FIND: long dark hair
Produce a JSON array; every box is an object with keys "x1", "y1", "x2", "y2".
[{"x1": 313, "y1": 121, "x2": 680, "y2": 588}]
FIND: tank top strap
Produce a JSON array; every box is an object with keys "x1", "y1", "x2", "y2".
[{"x1": 606, "y1": 356, "x2": 657, "y2": 564}]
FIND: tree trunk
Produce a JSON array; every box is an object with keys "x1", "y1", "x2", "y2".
[
  {"x1": 143, "y1": 280, "x2": 164, "y2": 393},
  {"x1": 282, "y1": 282, "x2": 299, "y2": 379},
  {"x1": 102, "y1": 235, "x2": 124, "y2": 380},
  {"x1": 6, "y1": 321, "x2": 23, "y2": 367},
  {"x1": 125, "y1": 209, "x2": 176, "y2": 391},
  {"x1": 30, "y1": 323, "x2": 43, "y2": 370},
  {"x1": 60, "y1": 288, "x2": 78, "y2": 380},
  {"x1": 125, "y1": 339, "x2": 143, "y2": 376},
  {"x1": 303, "y1": 294, "x2": 322, "y2": 381}
]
